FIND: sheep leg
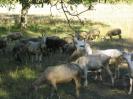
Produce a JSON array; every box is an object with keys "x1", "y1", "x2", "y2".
[
  {"x1": 97, "y1": 70, "x2": 103, "y2": 81},
  {"x1": 74, "y1": 77, "x2": 81, "y2": 98},
  {"x1": 99, "y1": 72, "x2": 103, "y2": 81},
  {"x1": 105, "y1": 65, "x2": 114, "y2": 86},
  {"x1": 39, "y1": 54, "x2": 42, "y2": 62},
  {"x1": 114, "y1": 65, "x2": 120, "y2": 79},
  {"x1": 84, "y1": 67, "x2": 88, "y2": 87},
  {"x1": 35, "y1": 54, "x2": 38, "y2": 62},
  {"x1": 94, "y1": 72, "x2": 98, "y2": 80},
  {"x1": 128, "y1": 78, "x2": 133, "y2": 95},
  {"x1": 50, "y1": 82, "x2": 60, "y2": 99},
  {"x1": 110, "y1": 36, "x2": 112, "y2": 40},
  {"x1": 119, "y1": 34, "x2": 122, "y2": 39}
]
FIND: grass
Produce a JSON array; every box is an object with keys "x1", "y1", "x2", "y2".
[{"x1": 0, "y1": 14, "x2": 133, "y2": 99}]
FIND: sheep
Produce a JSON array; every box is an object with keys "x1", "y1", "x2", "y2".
[
  {"x1": 105, "y1": 28, "x2": 122, "y2": 40},
  {"x1": 62, "y1": 43, "x2": 76, "y2": 55},
  {"x1": 32, "y1": 63, "x2": 81, "y2": 98},
  {"x1": 26, "y1": 41, "x2": 44, "y2": 63},
  {"x1": 75, "y1": 54, "x2": 114, "y2": 87},
  {"x1": 7, "y1": 32, "x2": 23, "y2": 41},
  {"x1": 63, "y1": 36, "x2": 74, "y2": 44},
  {"x1": 87, "y1": 28, "x2": 100, "y2": 40},
  {"x1": 122, "y1": 52, "x2": 133, "y2": 95},
  {"x1": 12, "y1": 36, "x2": 46, "y2": 64},
  {"x1": 68, "y1": 36, "x2": 104, "y2": 81},
  {"x1": 69, "y1": 37, "x2": 86, "y2": 61},
  {"x1": 85, "y1": 42, "x2": 123, "y2": 79},
  {"x1": 12, "y1": 41, "x2": 28, "y2": 64},
  {"x1": 45, "y1": 36, "x2": 67, "y2": 53}
]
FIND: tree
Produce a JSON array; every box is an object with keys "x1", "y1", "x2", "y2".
[{"x1": 0, "y1": 0, "x2": 96, "y2": 30}]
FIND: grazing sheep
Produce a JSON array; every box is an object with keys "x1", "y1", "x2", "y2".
[
  {"x1": 32, "y1": 63, "x2": 81, "y2": 98},
  {"x1": 122, "y1": 52, "x2": 133, "y2": 95},
  {"x1": 105, "y1": 28, "x2": 122, "y2": 40},
  {"x1": 87, "y1": 28, "x2": 100, "y2": 40},
  {"x1": 75, "y1": 54, "x2": 114, "y2": 87},
  {"x1": 7, "y1": 32, "x2": 23, "y2": 41},
  {"x1": 45, "y1": 36, "x2": 67, "y2": 53},
  {"x1": 79, "y1": 31, "x2": 88, "y2": 39}
]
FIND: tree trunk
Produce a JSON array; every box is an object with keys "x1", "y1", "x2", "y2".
[{"x1": 20, "y1": 3, "x2": 30, "y2": 30}]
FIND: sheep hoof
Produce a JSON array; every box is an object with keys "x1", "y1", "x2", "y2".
[{"x1": 84, "y1": 81, "x2": 88, "y2": 87}]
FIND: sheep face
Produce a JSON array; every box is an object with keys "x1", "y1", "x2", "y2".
[
  {"x1": 74, "y1": 37, "x2": 85, "y2": 50},
  {"x1": 123, "y1": 52, "x2": 132, "y2": 61}
]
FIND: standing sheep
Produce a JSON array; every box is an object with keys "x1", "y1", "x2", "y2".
[
  {"x1": 32, "y1": 63, "x2": 81, "y2": 98},
  {"x1": 105, "y1": 28, "x2": 122, "y2": 40},
  {"x1": 85, "y1": 42, "x2": 123, "y2": 79},
  {"x1": 75, "y1": 54, "x2": 114, "y2": 87}
]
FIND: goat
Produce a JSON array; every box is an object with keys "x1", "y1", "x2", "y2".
[
  {"x1": 122, "y1": 52, "x2": 133, "y2": 95},
  {"x1": 75, "y1": 54, "x2": 114, "y2": 87},
  {"x1": 32, "y1": 63, "x2": 81, "y2": 98},
  {"x1": 7, "y1": 32, "x2": 23, "y2": 41},
  {"x1": 105, "y1": 28, "x2": 122, "y2": 40}
]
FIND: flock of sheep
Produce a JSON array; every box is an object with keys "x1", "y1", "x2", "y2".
[{"x1": 0, "y1": 28, "x2": 132, "y2": 99}]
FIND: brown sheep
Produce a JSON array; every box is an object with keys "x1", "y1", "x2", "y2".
[
  {"x1": 87, "y1": 29, "x2": 100, "y2": 40},
  {"x1": 105, "y1": 28, "x2": 122, "y2": 40},
  {"x1": 32, "y1": 63, "x2": 81, "y2": 98}
]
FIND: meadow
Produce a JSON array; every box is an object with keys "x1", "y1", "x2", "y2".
[{"x1": 0, "y1": 14, "x2": 133, "y2": 99}]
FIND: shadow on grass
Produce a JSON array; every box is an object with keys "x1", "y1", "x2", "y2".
[{"x1": 92, "y1": 38, "x2": 133, "y2": 51}]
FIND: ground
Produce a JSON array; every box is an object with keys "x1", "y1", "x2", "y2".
[{"x1": 0, "y1": 38, "x2": 133, "y2": 99}]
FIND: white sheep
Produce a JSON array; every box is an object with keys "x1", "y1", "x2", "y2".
[
  {"x1": 85, "y1": 42, "x2": 122, "y2": 79},
  {"x1": 75, "y1": 54, "x2": 114, "y2": 87},
  {"x1": 26, "y1": 41, "x2": 43, "y2": 63},
  {"x1": 122, "y1": 52, "x2": 133, "y2": 95}
]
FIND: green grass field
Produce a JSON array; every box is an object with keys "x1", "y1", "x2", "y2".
[{"x1": 0, "y1": 15, "x2": 133, "y2": 99}]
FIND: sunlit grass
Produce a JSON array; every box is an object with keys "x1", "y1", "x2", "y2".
[{"x1": 0, "y1": 89, "x2": 9, "y2": 99}]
